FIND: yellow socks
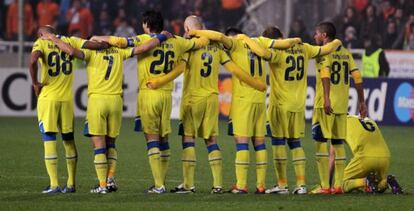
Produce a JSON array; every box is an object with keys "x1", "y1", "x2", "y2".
[
  {"x1": 44, "y1": 140, "x2": 58, "y2": 188},
  {"x1": 332, "y1": 140, "x2": 346, "y2": 188},
  {"x1": 147, "y1": 141, "x2": 163, "y2": 188},
  {"x1": 315, "y1": 141, "x2": 329, "y2": 188},
  {"x1": 94, "y1": 148, "x2": 108, "y2": 188},
  {"x1": 235, "y1": 143, "x2": 249, "y2": 189},
  {"x1": 182, "y1": 142, "x2": 196, "y2": 189},
  {"x1": 207, "y1": 144, "x2": 223, "y2": 188},
  {"x1": 160, "y1": 142, "x2": 170, "y2": 182},
  {"x1": 62, "y1": 137, "x2": 77, "y2": 187},
  {"x1": 288, "y1": 140, "x2": 306, "y2": 187},
  {"x1": 107, "y1": 143, "x2": 117, "y2": 179},
  {"x1": 271, "y1": 138, "x2": 288, "y2": 187},
  {"x1": 343, "y1": 178, "x2": 365, "y2": 192},
  {"x1": 254, "y1": 144, "x2": 267, "y2": 189}
]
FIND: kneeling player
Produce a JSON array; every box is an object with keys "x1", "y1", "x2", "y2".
[
  {"x1": 44, "y1": 31, "x2": 170, "y2": 193},
  {"x1": 341, "y1": 115, "x2": 403, "y2": 194}
]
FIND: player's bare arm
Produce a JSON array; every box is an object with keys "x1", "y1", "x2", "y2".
[
  {"x1": 351, "y1": 70, "x2": 367, "y2": 118},
  {"x1": 90, "y1": 31, "x2": 173, "y2": 49},
  {"x1": 42, "y1": 32, "x2": 85, "y2": 60},
  {"x1": 82, "y1": 40, "x2": 110, "y2": 50},
  {"x1": 29, "y1": 50, "x2": 43, "y2": 97},
  {"x1": 320, "y1": 67, "x2": 332, "y2": 115},
  {"x1": 132, "y1": 32, "x2": 173, "y2": 55}
]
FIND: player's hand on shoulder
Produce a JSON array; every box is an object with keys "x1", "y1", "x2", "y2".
[
  {"x1": 41, "y1": 32, "x2": 55, "y2": 41},
  {"x1": 161, "y1": 31, "x2": 174, "y2": 39},
  {"x1": 32, "y1": 82, "x2": 43, "y2": 97}
]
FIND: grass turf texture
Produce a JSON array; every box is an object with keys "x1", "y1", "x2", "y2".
[{"x1": 0, "y1": 117, "x2": 413, "y2": 210}]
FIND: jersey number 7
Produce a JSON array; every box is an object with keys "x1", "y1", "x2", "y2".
[{"x1": 103, "y1": 55, "x2": 114, "y2": 80}]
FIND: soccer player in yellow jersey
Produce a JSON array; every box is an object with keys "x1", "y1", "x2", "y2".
[
  {"x1": 312, "y1": 22, "x2": 367, "y2": 194},
  {"x1": 239, "y1": 29, "x2": 338, "y2": 194},
  {"x1": 43, "y1": 29, "x2": 169, "y2": 194},
  {"x1": 237, "y1": 26, "x2": 342, "y2": 195},
  {"x1": 188, "y1": 28, "x2": 276, "y2": 194},
  {"x1": 91, "y1": 10, "x2": 209, "y2": 193},
  {"x1": 342, "y1": 115, "x2": 403, "y2": 194},
  {"x1": 29, "y1": 25, "x2": 107, "y2": 194},
  {"x1": 146, "y1": 16, "x2": 266, "y2": 194}
]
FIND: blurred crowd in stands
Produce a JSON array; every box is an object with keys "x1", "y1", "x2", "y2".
[
  {"x1": 0, "y1": 0, "x2": 244, "y2": 41},
  {"x1": 289, "y1": 0, "x2": 414, "y2": 50},
  {"x1": 1, "y1": 0, "x2": 414, "y2": 50}
]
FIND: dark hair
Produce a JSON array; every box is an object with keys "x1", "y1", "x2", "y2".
[
  {"x1": 142, "y1": 10, "x2": 164, "y2": 33},
  {"x1": 316, "y1": 21, "x2": 336, "y2": 39},
  {"x1": 364, "y1": 4, "x2": 377, "y2": 18},
  {"x1": 262, "y1": 26, "x2": 283, "y2": 39},
  {"x1": 225, "y1": 27, "x2": 243, "y2": 36},
  {"x1": 363, "y1": 34, "x2": 380, "y2": 48}
]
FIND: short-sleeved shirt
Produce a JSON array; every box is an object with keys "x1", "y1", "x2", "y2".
[
  {"x1": 32, "y1": 36, "x2": 86, "y2": 101},
  {"x1": 181, "y1": 42, "x2": 231, "y2": 100},
  {"x1": 128, "y1": 34, "x2": 197, "y2": 92},
  {"x1": 346, "y1": 116, "x2": 390, "y2": 158},
  {"x1": 82, "y1": 47, "x2": 133, "y2": 95},
  {"x1": 257, "y1": 36, "x2": 321, "y2": 111},
  {"x1": 315, "y1": 46, "x2": 358, "y2": 113},
  {"x1": 227, "y1": 37, "x2": 267, "y2": 103}
]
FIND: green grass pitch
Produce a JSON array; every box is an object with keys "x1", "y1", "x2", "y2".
[{"x1": 0, "y1": 117, "x2": 413, "y2": 210}]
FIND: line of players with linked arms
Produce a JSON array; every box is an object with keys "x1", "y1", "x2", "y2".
[{"x1": 30, "y1": 10, "x2": 403, "y2": 195}]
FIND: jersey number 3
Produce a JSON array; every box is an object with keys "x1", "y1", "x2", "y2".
[{"x1": 200, "y1": 52, "x2": 213, "y2": 77}]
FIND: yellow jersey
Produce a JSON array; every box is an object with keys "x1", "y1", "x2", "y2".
[
  {"x1": 181, "y1": 42, "x2": 231, "y2": 100},
  {"x1": 129, "y1": 34, "x2": 197, "y2": 92},
  {"x1": 32, "y1": 36, "x2": 85, "y2": 101},
  {"x1": 82, "y1": 47, "x2": 133, "y2": 96},
  {"x1": 256, "y1": 37, "x2": 321, "y2": 111},
  {"x1": 346, "y1": 115, "x2": 390, "y2": 157},
  {"x1": 228, "y1": 37, "x2": 267, "y2": 103},
  {"x1": 315, "y1": 46, "x2": 358, "y2": 113}
]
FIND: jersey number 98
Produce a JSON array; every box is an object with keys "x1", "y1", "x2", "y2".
[{"x1": 47, "y1": 52, "x2": 72, "y2": 77}]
